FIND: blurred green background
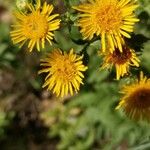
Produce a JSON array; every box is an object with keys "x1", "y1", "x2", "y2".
[{"x1": 0, "y1": 0, "x2": 150, "y2": 149}]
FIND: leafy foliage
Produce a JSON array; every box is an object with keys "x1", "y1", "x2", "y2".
[{"x1": 0, "y1": 0, "x2": 150, "y2": 149}]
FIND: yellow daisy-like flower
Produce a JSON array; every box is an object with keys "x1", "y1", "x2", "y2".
[
  {"x1": 10, "y1": 0, "x2": 60, "y2": 52},
  {"x1": 73, "y1": 0, "x2": 139, "y2": 53},
  {"x1": 101, "y1": 45, "x2": 140, "y2": 80},
  {"x1": 38, "y1": 49, "x2": 88, "y2": 98},
  {"x1": 116, "y1": 72, "x2": 150, "y2": 122}
]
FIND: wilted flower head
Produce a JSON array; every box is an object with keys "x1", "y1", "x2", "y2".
[{"x1": 101, "y1": 45, "x2": 140, "y2": 80}]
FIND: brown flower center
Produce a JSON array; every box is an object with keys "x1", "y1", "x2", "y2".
[
  {"x1": 128, "y1": 88, "x2": 150, "y2": 109},
  {"x1": 111, "y1": 47, "x2": 132, "y2": 64}
]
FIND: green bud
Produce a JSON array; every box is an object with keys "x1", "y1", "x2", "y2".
[{"x1": 16, "y1": 0, "x2": 28, "y2": 11}]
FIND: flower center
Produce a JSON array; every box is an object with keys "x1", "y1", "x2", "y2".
[
  {"x1": 111, "y1": 47, "x2": 132, "y2": 64},
  {"x1": 128, "y1": 88, "x2": 150, "y2": 109},
  {"x1": 56, "y1": 57, "x2": 77, "y2": 82},
  {"x1": 96, "y1": 4, "x2": 122, "y2": 32},
  {"x1": 23, "y1": 11, "x2": 48, "y2": 39}
]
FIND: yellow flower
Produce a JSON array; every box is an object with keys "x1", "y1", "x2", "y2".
[
  {"x1": 101, "y1": 45, "x2": 140, "y2": 80},
  {"x1": 10, "y1": 0, "x2": 60, "y2": 52},
  {"x1": 116, "y1": 72, "x2": 150, "y2": 122},
  {"x1": 38, "y1": 49, "x2": 88, "y2": 98},
  {"x1": 73, "y1": 0, "x2": 139, "y2": 53}
]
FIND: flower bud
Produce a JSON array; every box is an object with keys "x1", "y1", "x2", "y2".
[{"x1": 16, "y1": 0, "x2": 28, "y2": 11}]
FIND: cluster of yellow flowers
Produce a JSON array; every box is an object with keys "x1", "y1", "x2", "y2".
[
  {"x1": 73, "y1": 0, "x2": 140, "y2": 80},
  {"x1": 10, "y1": 0, "x2": 150, "y2": 122},
  {"x1": 10, "y1": 0, "x2": 88, "y2": 98}
]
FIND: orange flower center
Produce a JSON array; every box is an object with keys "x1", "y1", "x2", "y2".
[
  {"x1": 23, "y1": 11, "x2": 48, "y2": 39},
  {"x1": 96, "y1": 4, "x2": 122, "y2": 31},
  {"x1": 54, "y1": 57, "x2": 77, "y2": 82}
]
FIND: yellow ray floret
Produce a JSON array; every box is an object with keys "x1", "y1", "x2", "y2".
[
  {"x1": 73, "y1": 0, "x2": 139, "y2": 53},
  {"x1": 101, "y1": 45, "x2": 140, "y2": 80},
  {"x1": 10, "y1": 0, "x2": 60, "y2": 52},
  {"x1": 38, "y1": 49, "x2": 88, "y2": 98},
  {"x1": 116, "y1": 72, "x2": 150, "y2": 122}
]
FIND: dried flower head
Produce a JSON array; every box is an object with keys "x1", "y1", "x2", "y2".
[{"x1": 101, "y1": 45, "x2": 140, "y2": 80}]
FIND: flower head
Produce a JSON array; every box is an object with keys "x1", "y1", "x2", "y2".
[
  {"x1": 10, "y1": 0, "x2": 60, "y2": 52},
  {"x1": 73, "y1": 0, "x2": 139, "y2": 53},
  {"x1": 101, "y1": 45, "x2": 140, "y2": 80},
  {"x1": 116, "y1": 72, "x2": 150, "y2": 122},
  {"x1": 38, "y1": 49, "x2": 88, "y2": 98}
]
